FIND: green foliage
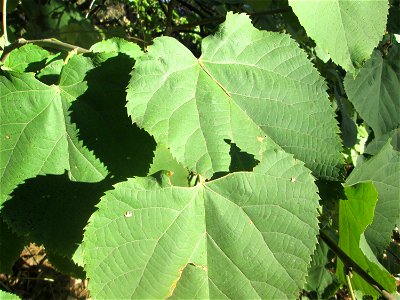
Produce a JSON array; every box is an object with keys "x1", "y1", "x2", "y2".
[
  {"x1": 0, "y1": 1, "x2": 399, "y2": 299},
  {"x1": 337, "y1": 182, "x2": 396, "y2": 296},
  {"x1": 0, "y1": 71, "x2": 107, "y2": 204},
  {"x1": 344, "y1": 43, "x2": 400, "y2": 138},
  {"x1": 289, "y1": 0, "x2": 389, "y2": 73},
  {"x1": 0, "y1": 290, "x2": 21, "y2": 300},
  {"x1": 345, "y1": 141, "x2": 400, "y2": 256}
]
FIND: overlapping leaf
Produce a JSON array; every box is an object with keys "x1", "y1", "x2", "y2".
[
  {"x1": 0, "y1": 71, "x2": 107, "y2": 204},
  {"x1": 3, "y1": 44, "x2": 50, "y2": 72},
  {"x1": 337, "y1": 182, "x2": 396, "y2": 296},
  {"x1": 127, "y1": 12, "x2": 343, "y2": 180},
  {"x1": 84, "y1": 149, "x2": 320, "y2": 299},
  {"x1": 344, "y1": 44, "x2": 400, "y2": 137},
  {"x1": 0, "y1": 39, "x2": 152, "y2": 204},
  {"x1": 345, "y1": 141, "x2": 400, "y2": 256},
  {"x1": 289, "y1": 0, "x2": 389, "y2": 73}
]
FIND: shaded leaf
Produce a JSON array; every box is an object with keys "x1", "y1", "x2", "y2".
[
  {"x1": 3, "y1": 44, "x2": 50, "y2": 72},
  {"x1": 344, "y1": 44, "x2": 400, "y2": 137},
  {"x1": 345, "y1": 141, "x2": 400, "y2": 256},
  {"x1": 0, "y1": 216, "x2": 26, "y2": 274},
  {"x1": 365, "y1": 128, "x2": 400, "y2": 155},
  {"x1": 84, "y1": 149, "x2": 320, "y2": 299},
  {"x1": 1, "y1": 174, "x2": 114, "y2": 261},
  {"x1": 304, "y1": 238, "x2": 340, "y2": 299},
  {"x1": 0, "y1": 71, "x2": 107, "y2": 204},
  {"x1": 66, "y1": 53, "x2": 156, "y2": 179}
]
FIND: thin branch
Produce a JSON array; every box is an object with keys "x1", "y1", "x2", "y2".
[
  {"x1": 164, "y1": 0, "x2": 177, "y2": 36},
  {"x1": 171, "y1": 7, "x2": 291, "y2": 32},
  {"x1": 2, "y1": 0, "x2": 9, "y2": 45},
  {"x1": 319, "y1": 231, "x2": 396, "y2": 300},
  {"x1": 1, "y1": 38, "x2": 89, "y2": 62}
]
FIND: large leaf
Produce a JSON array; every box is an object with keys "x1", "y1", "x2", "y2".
[
  {"x1": 84, "y1": 149, "x2": 320, "y2": 299},
  {"x1": 344, "y1": 43, "x2": 400, "y2": 137},
  {"x1": 0, "y1": 71, "x2": 107, "y2": 204},
  {"x1": 289, "y1": 0, "x2": 389, "y2": 73},
  {"x1": 127, "y1": 12, "x2": 342, "y2": 180},
  {"x1": 345, "y1": 141, "x2": 400, "y2": 256},
  {"x1": 337, "y1": 182, "x2": 396, "y2": 296}
]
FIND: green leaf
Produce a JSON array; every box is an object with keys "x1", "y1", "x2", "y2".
[
  {"x1": 90, "y1": 38, "x2": 143, "y2": 59},
  {"x1": 344, "y1": 44, "x2": 400, "y2": 137},
  {"x1": 3, "y1": 44, "x2": 50, "y2": 72},
  {"x1": 148, "y1": 144, "x2": 189, "y2": 187},
  {"x1": 37, "y1": 52, "x2": 65, "y2": 85},
  {"x1": 84, "y1": 149, "x2": 320, "y2": 299},
  {"x1": 345, "y1": 141, "x2": 400, "y2": 256},
  {"x1": 365, "y1": 128, "x2": 400, "y2": 155},
  {"x1": 0, "y1": 290, "x2": 21, "y2": 300},
  {"x1": 337, "y1": 182, "x2": 396, "y2": 296},
  {"x1": 0, "y1": 71, "x2": 108, "y2": 204},
  {"x1": 127, "y1": 12, "x2": 343, "y2": 180},
  {"x1": 289, "y1": 0, "x2": 389, "y2": 73}
]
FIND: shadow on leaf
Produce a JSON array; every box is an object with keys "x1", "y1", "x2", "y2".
[{"x1": 70, "y1": 53, "x2": 156, "y2": 179}]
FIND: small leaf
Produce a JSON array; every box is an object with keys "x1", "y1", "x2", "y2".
[
  {"x1": 90, "y1": 38, "x2": 143, "y2": 59},
  {"x1": 84, "y1": 149, "x2": 320, "y2": 299},
  {"x1": 3, "y1": 44, "x2": 50, "y2": 72},
  {"x1": 148, "y1": 144, "x2": 189, "y2": 187},
  {"x1": 344, "y1": 44, "x2": 400, "y2": 137},
  {"x1": 289, "y1": 0, "x2": 389, "y2": 73},
  {"x1": 0, "y1": 290, "x2": 21, "y2": 300}
]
